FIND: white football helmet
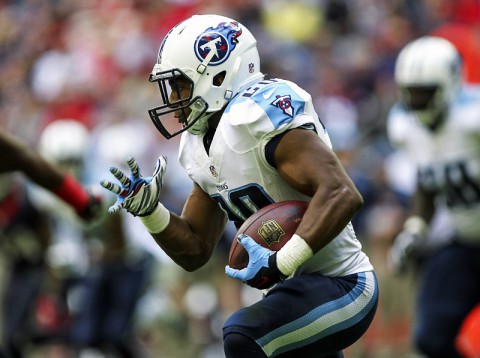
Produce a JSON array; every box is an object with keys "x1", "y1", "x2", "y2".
[
  {"x1": 148, "y1": 14, "x2": 264, "y2": 139},
  {"x1": 394, "y1": 36, "x2": 462, "y2": 128},
  {"x1": 38, "y1": 119, "x2": 89, "y2": 177}
]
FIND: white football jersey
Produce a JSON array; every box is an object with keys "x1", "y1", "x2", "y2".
[
  {"x1": 179, "y1": 78, "x2": 373, "y2": 277},
  {"x1": 387, "y1": 86, "x2": 480, "y2": 245}
]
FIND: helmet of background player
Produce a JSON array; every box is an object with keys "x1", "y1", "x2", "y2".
[
  {"x1": 394, "y1": 36, "x2": 462, "y2": 129},
  {"x1": 148, "y1": 14, "x2": 265, "y2": 139},
  {"x1": 38, "y1": 119, "x2": 89, "y2": 179}
]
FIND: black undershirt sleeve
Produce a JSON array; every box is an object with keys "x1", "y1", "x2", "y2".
[{"x1": 265, "y1": 123, "x2": 317, "y2": 168}]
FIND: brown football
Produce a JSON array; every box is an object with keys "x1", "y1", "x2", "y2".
[{"x1": 228, "y1": 200, "x2": 309, "y2": 269}]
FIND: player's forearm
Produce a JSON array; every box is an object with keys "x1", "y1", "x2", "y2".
[
  {"x1": 297, "y1": 179, "x2": 363, "y2": 253},
  {"x1": 149, "y1": 213, "x2": 214, "y2": 270},
  {"x1": 148, "y1": 183, "x2": 227, "y2": 271},
  {"x1": 411, "y1": 186, "x2": 436, "y2": 224},
  {"x1": 26, "y1": 157, "x2": 65, "y2": 190},
  {"x1": 0, "y1": 130, "x2": 94, "y2": 216},
  {"x1": 1, "y1": 130, "x2": 63, "y2": 188}
]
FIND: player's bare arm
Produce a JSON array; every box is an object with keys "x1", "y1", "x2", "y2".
[
  {"x1": 1, "y1": 129, "x2": 101, "y2": 220},
  {"x1": 151, "y1": 182, "x2": 227, "y2": 271},
  {"x1": 411, "y1": 184, "x2": 436, "y2": 223},
  {"x1": 274, "y1": 128, "x2": 363, "y2": 253},
  {"x1": 101, "y1": 157, "x2": 227, "y2": 271},
  {"x1": 0, "y1": 129, "x2": 64, "y2": 189}
]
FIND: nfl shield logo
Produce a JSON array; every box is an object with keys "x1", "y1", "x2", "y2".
[{"x1": 258, "y1": 220, "x2": 285, "y2": 246}]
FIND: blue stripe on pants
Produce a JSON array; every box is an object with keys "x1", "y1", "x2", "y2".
[{"x1": 223, "y1": 271, "x2": 378, "y2": 357}]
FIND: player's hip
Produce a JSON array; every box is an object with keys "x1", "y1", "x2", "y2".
[{"x1": 223, "y1": 271, "x2": 378, "y2": 357}]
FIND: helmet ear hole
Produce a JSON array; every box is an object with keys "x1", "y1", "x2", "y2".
[{"x1": 213, "y1": 71, "x2": 226, "y2": 86}]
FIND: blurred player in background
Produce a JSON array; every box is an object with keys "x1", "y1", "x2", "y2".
[
  {"x1": 34, "y1": 119, "x2": 154, "y2": 358},
  {"x1": 101, "y1": 14, "x2": 378, "y2": 358},
  {"x1": 0, "y1": 125, "x2": 102, "y2": 356},
  {"x1": 387, "y1": 36, "x2": 480, "y2": 358},
  {"x1": 28, "y1": 120, "x2": 94, "y2": 355},
  {"x1": 68, "y1": 119, "x2": 162, "y2": 358}
]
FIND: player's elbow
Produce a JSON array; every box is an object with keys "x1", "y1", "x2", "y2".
[
  {"x1": 326, "y1": 179, "x2": 363, "y2": 217},
  {"x1": 342, "y1": 184, "x2": 363, "y2": 214},
  {"x1": 179, "y1": 255, "x2": 210, "y2": 272},
  {"x1": 181, "y1": 263, "x2": 199, "y2": 272},
  {"x1": 172, "y1": 246, "x2": 214, "y2": 271}
]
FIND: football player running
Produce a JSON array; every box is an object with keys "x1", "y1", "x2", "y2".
[
  {"x1": 101, "y1": 14, "x2": 377, "y2": 358},
  {"x1": 387, "y1": 36, "x2": 480, "y2": 357}
]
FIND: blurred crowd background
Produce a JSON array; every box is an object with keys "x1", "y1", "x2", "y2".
[{"x1": 0, "y1": 0, "x2": 479, "y2": 357}]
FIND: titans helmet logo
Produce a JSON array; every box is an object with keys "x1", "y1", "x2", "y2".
[{"x1": 194, "y1": 21, "x2": 242, "y2": 66}]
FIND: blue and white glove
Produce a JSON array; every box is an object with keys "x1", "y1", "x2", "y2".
[
  {"x1": 100, "y1": 156, "x2": 167, "y2": 216},
  {"x1": 225, "y1": 234, "x2": 287, "y2": 290}
]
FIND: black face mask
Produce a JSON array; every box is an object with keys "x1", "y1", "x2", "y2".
[
  {"x1": 400, "y1": 85, "x2": 439, "y2": 111},
  {"x1": 148, "y1": 69, "x2": 208, "y2": 139}
]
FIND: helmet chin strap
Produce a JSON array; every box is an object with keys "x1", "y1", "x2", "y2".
[
  {"x1": 414, "y1": 106, "x2": 446, "y2": 130},
  {"x1": 186, "y1": 110, "x2": 215, "y2": 135},
  {"x1": 413, "y1": 88, "x2": 449, "y2": 130},
  {"x1": 222, "y1": 57, "x2": 241, "y2": 101}
]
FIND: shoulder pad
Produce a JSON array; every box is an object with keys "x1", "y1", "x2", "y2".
[
  {"x1": 451, "y1": 86, "x2": 480, "y2": 131},
  {"x1": 386, "y1": 104, "x2": 420, "y2": 148},
  {"x1": 220, "y1": 79, "x2": 318, "y2": 153}
]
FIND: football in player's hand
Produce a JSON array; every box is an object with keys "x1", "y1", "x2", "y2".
[{"x1": 228, "y1": 200, "x2": 309, "y2": 269}]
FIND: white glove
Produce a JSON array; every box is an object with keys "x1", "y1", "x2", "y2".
[
  {"x1": 388, "y1": 216, "x2": 428, "y2": 274},
  {"x1": 100, "y1": 156, "x2": 167, "y2": 216}
]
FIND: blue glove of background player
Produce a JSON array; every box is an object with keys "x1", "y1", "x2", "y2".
[
  {"x1": 225, "y1": 234, "x2": 287, "y2": 289},
  {"x1": 100, "y1": 156, "x2": 167, "y2": 216}
]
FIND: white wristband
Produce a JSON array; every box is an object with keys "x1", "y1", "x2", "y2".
[
  {"x1": 139, "y1": 203, "x2": 170, "y2": 234},
  {"x1": 276, "y1": 234, "x2": 313, "y2": 276},
  {"x1": 404, "y1": 216, "x2": 428, "y2": 236}
]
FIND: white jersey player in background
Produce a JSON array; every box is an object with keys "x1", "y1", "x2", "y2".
[
  {"x1": 387, "y1": 36, "x2": 480, "y2": 358},
  {"x1": 101, "y1": 14, "x2": 377, "y2": 358}
]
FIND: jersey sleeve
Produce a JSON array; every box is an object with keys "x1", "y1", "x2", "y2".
[
  {"x1": 221, "y1": 79, "x2": 326, "y2": 154},
  {"x1": 386, "y1": 104, "x2": 418, "y2": 149},
  {"x1": 453, "y1": 87, "x2": 480, "y2": 132}
]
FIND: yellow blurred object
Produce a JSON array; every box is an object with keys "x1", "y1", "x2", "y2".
[{"x1": 262, "y1": 1, "x2": 323, "y2": 42}]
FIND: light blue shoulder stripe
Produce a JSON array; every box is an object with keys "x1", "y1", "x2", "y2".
[
  {"x1": 225, "y1": 81, "x2": 306, "y2": 129},
  {"x1": 253, "y1": 83, "x2": 306, "y2": 129}
]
